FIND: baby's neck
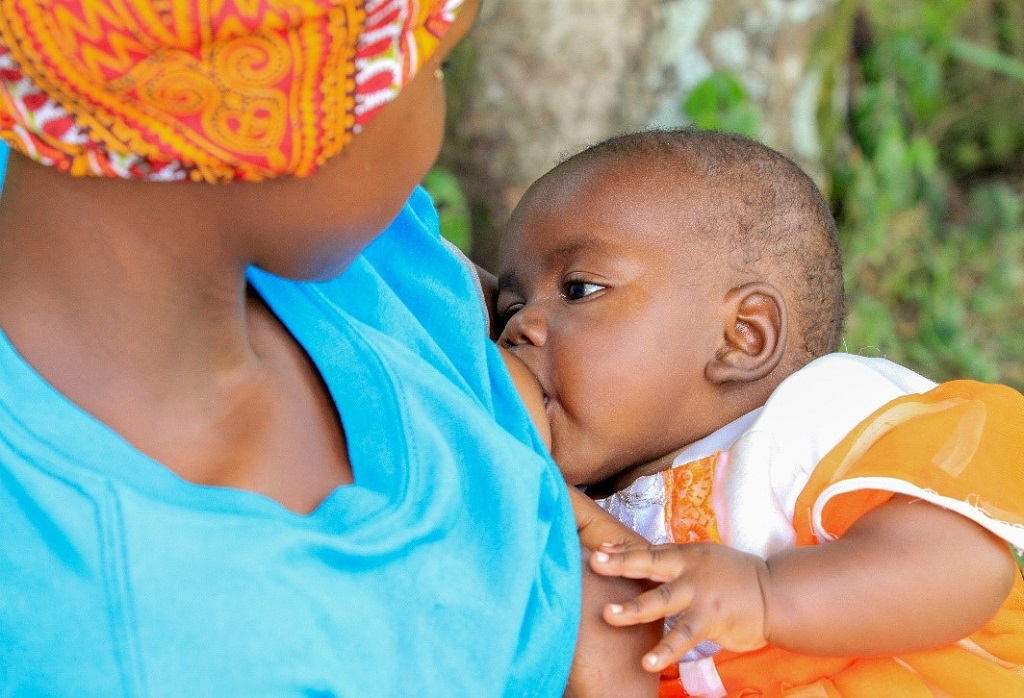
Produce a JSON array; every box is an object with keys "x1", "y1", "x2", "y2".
[
  {"x1": 585, "y1": 448, "x2": 684, "y2": 499},
  {"x1": 586, "y1": 408, "x2": 764, "y2": 498}
]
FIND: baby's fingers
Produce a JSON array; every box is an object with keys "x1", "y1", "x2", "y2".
[
  {"x1": 590, "y1": 543, "x2": 687, "y2": 584},
  {"x1": 605, "y1": 584, "x2": 711, "y2": 672},
  {"x1": 602, "y1": 580, "x2": 696, "y2": 627},
  {"x1": 641, "y1": 616, "x2": 707, "y2": 672}
]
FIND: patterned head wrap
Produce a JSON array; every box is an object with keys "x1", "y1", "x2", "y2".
[{"x1": 0, "y1": 0, "x2": 464, "y2": 182}]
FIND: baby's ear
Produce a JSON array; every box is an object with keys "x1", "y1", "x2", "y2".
[{"x1": 705, "y1": 282, "x2": 787, "y2": 385}]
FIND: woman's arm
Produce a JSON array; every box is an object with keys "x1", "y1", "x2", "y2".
[
  {"x1": 567, "y1": 554, "x2": 661, "y2": 697},
  {"x1": 476, "y1": 263, "x2": 500, "y2": 340}
]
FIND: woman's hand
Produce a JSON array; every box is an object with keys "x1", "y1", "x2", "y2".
[{"x1": 568, "y1": 487, "x2": 647, "y2": 549}]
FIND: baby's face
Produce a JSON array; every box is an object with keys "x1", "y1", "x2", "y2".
[{"x1": 497, "y1": 159, "x2": 726, "y2": 490}]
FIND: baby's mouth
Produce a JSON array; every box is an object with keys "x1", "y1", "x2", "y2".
[{"x1": 542, "y1": 392, "x2": 555, "y2": 422}]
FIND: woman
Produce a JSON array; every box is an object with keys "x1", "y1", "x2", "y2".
[{"x1": 0, "y1": 1, "x2": 655, "y2": 693}]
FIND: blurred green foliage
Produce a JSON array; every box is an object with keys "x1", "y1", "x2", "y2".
[
  {"x1": 832, "y1": 0, "x2": 1024, "y2": 389},
  {"x1": 683, "y1": 72, "x2": 761, "y2": 138},
  {"x1": 423, "y1": 167, "x2": 473, "y2": 253}
]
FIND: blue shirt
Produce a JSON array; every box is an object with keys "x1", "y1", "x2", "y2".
[
  {"x1": 0, "y1": 187, "x2": 580, "y2": 696},
  {"x1": 0, "y1": 142, "x2": 8, "y2": 194}
]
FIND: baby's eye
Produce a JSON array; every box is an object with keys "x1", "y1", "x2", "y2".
[
  {"x1": 498, "y1": 302, "x2": 524, "y2": 324},
  {"x1": 562, "y1": 281, "x2": 605, "y2": 301}
]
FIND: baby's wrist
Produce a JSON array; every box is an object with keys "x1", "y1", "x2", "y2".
[{"x1": 755, "y1": 555, "x2": 778, "y2": 646}]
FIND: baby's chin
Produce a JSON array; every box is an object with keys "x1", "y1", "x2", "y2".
[
  {"x1": 551, "y1": 450, "x2": 619, "y2": 496},
  {"x1": 547, "y1": 427, "x2": 638, "y2": 493},
  {"x1": 558, "y1": 469, "x2": 597, "y2": 491},
  {"x1": 548, "y1": 451, "x2": 596, "y2": 491},
  {"x1": 575, "y1": 458, "x2": 663, "y2": 499}
]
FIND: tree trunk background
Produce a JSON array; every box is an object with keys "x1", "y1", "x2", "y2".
[{"x1": 441, "y1": 0, "x2": 842, "y2": 269}]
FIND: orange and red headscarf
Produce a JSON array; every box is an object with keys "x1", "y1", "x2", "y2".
[{"x1": 0, "y1": 0, "x2": 463, "y2": 182}]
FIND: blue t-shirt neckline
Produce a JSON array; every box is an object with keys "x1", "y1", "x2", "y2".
[
  {"x1": 0, "y1": 273, "x2": 403, "y2": 528},
  {"x1": 0, "y1": 187, "x2": 580, "y2": 695}
]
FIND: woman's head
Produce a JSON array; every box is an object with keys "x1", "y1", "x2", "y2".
[
  {"x1": 0, "y1": 0, "x2": 478, "y2": 281},
  {"x1": 0, "y1": 0, "x2": 469, "y2": 183}
]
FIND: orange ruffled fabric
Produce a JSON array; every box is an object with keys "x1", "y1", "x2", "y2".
[
  {"x1": 664, "y1": 453, "x2": 722, "y2": 545},
  {"x1": 680, "y1": 381, "x2": 1024, "y2": 697},
  {"x1": 0, "y1": 0, "x2": 462, "y2": 182}
]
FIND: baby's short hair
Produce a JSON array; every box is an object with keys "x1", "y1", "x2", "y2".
[{"x1": 562, "y1": 128, "x2": 846, "y2": 362}]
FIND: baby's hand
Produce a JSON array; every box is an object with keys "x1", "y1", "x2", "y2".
[{"x1": 590, "y1": 541, "x2": 771, "y2": 672}]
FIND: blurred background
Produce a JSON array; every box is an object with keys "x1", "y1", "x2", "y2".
[{"x1": 428, "y1": 0, "x2": 1024, "y2": 390}]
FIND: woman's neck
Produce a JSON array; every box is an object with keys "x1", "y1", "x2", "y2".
[
  {"x1": 0, "y1": 155, "x2": 357, "y2": 509},
  {"x1": 0, "y1": 154, "x2": 261, "y2": 411}
]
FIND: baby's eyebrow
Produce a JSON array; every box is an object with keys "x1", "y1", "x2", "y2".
[
  {"x1": 497, "y1": 270, "x2": 520, "y2": 293},
  {"x1": 544, "y1": 238, "x2": 598, "y2": 263},
  {"x1": 497, "y1": 235, "x2": 613, "y2": 293}
]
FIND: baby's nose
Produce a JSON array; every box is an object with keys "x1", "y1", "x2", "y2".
[{"x1": 499, "y1": 306, "x2": 547, "y2": 349}]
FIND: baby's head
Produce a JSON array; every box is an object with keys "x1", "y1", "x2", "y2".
[{"x1": 497, "y1": 128, "x2": 845, "y2": 493}]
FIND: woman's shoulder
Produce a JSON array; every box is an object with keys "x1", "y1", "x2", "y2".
[{"x1": 308, "y1": 187, "x2": 488, "y2": 349}]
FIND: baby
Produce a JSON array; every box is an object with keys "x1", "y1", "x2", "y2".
[{"x1": 496, "y1": 128, "x2": 1024, "y2": 697}]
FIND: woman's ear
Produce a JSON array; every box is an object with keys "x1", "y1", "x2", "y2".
[{"x1": 705, "y1": 282, "x2": 787, "y2": 385}]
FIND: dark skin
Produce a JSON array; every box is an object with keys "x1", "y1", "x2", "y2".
[
  {"x1": 594, "y1": 494, "x2": 1015, "y2": 669},
  {"x1": 502, "y1": 349, "x2": 662, "y2": 696},
  {"x1": 497, "y1": 160, "x2": 789, "y2": 496},
  {"x1": 0, "y1": 5, "x2": 474, "y2": 515},
  {"x1": 0, "y1": 4, "x2": 658, "y2": 691},
  {"x1": 498, "y1": 155, "x2": 1017, "y2": 676}
]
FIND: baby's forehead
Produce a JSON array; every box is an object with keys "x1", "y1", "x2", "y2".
[
  {"x1": 502, "y1": 182, "x2": 718, "y2": 284},
  {"x1": 533, "y1": 153, "x2": 716, "y2": 218},
  {"x1": 512, "y1": 157, "x2": 716, "y2": 242}
]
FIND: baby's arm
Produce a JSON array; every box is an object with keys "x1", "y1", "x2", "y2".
[{"x1": 591, "y1": 495, "x2": 1017, "y2": 671}]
